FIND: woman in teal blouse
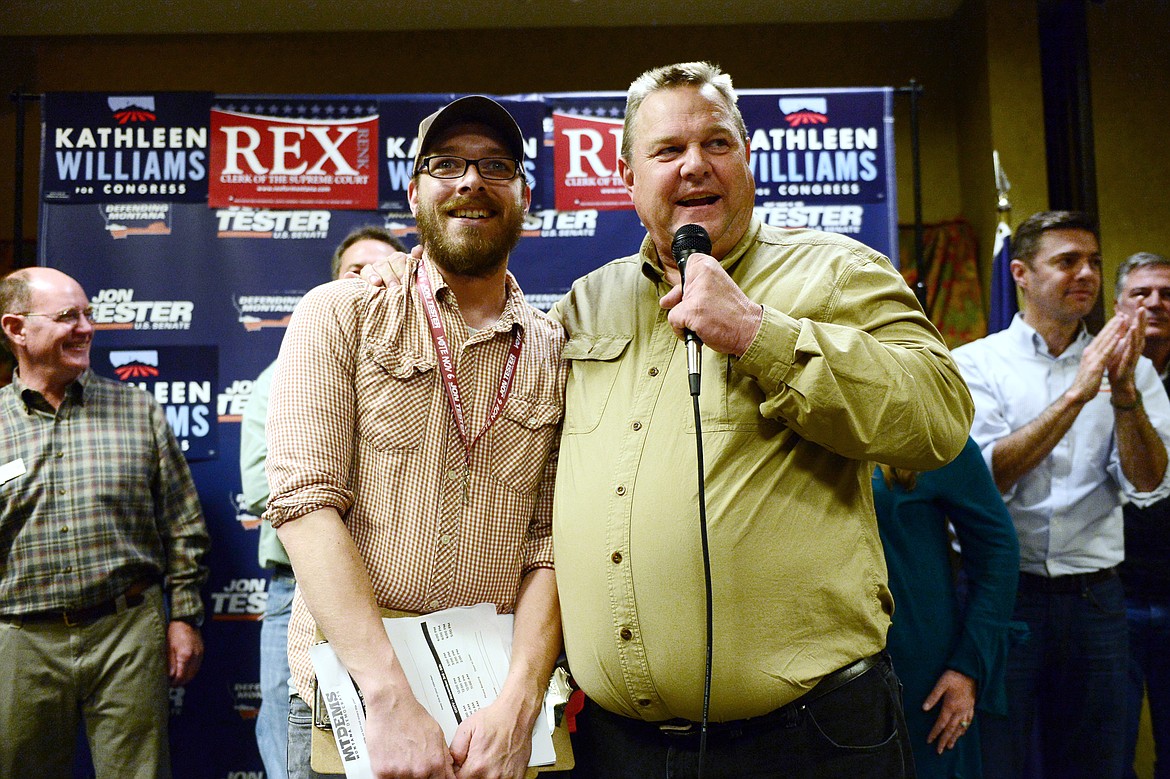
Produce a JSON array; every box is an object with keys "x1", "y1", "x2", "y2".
[{"x1": 873, "y1": 437, "x2": 1020, "y2": 778}]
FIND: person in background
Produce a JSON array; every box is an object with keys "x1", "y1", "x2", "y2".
[
  {"x1": 953, "y1": 212, "x2": 1170, "y2": 779},
  {"x1": 873, "y1": 437, "x2": 1020, "y2": 779},
  {"x1": 1114, "y1": 251, "x2": 1170, "y2": 779},
  {"x1": 240, "y1": 225, "x2": 406, "y2": 779},
  {"x1": 0, "y1": 267, "x2": 210, "y2": 778}
]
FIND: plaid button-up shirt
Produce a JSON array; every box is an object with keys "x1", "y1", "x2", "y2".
[
  {"x1": 0, "y1": 370, "x2": 210, "y2": 622},
  {"x1": 267, "y1": 258, "x2": 566, "y2": 700}
]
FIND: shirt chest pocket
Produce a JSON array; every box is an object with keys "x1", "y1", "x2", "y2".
[
  {"x1": 355, "y1": 342, "x2": 436, "y2": 452},
  {"x1": 489, "y1": 397, "x2": 563, "y2": 494},
  {"x1": 562, "y1": 334, "x2": 631, "y2": 435}
]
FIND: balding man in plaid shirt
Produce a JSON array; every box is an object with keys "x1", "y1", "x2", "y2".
[{"x1": 0, "y1": 267, "x2": 209, "y2": 778}]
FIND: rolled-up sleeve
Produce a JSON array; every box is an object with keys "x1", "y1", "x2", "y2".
[
  {"x1": 1116, "y1": 358, "x2": 1170, "y2": 507},
  {"x1": 265, "y1": 281, "x2": 366, "y2": 527}
]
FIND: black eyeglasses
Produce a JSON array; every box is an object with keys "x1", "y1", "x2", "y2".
[
  {"x1": 14, "y1": 306, "x2": 96, "y2": 326},
  {"x1": 416, "y1": 156, "x2": 521, "y2": 181}
]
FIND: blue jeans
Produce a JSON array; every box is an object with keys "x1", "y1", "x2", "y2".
[
  {"x1": 258, "y1": 568, "x2": 296, "y2": 779},
  {"x1": 982, "y1": 573, "x2": 1128, "y2": 779},
  {"x1": 288, "y1": 694, "x2": 335, "y2": 779},
  {"x1": 1126, "y1": 595, "x2": 1170, "y2": 779},
  {"x1": 569, "y1": 652, "x2": 915, "y2": 779}
]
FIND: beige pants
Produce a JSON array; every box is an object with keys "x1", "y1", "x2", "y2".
[{"x1": 0, "y1": 584, "x2": 172, "y2": 779}]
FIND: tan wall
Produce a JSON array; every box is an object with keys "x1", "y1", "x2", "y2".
[
  {"x1": 1088, "y1": 2, "x2": 1170, "y2": 311},
  {"x1": 952, "y1": 0, "x2": 1048, "y2": 319}
]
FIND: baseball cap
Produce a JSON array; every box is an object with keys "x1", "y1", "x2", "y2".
[{"x1": 413, "y1": 95, "x2": 525, "y2": 172}]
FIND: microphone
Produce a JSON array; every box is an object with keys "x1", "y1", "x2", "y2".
[{"x1": 671, "y1": 224, "x2": 711, "y2": 396}]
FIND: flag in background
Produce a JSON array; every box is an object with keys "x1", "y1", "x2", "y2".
[{"x1": 988, "y1": 221, "x2": 1017, "y2": 334}]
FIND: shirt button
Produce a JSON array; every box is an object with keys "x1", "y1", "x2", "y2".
[
  {"x1": 56, "y1": 451, "x2": 65, "y2": 458},
  {"x1": 648, "y1": 367, "x2": 659, "y2": 377},
  {"x1": 58, "y1": 488, "x2": 66, "y2": 495},
  {"x1": 439, "y1": 534, "x2": 453, "y2": 545},
  {"x1": 615, "y1": 485, "x2": 626, "y2": 496},
  {"x1": 63, "y1": 565, "x2": 72, "y2": 573},
  {"x1": 611, "y1": 551, "x2": 623, "y2": 564},
  {"x1": 632, "y1": 422, "x2": 641, "y2": 431},
  {"x1": 619, "y1": 627, "x2": 633, "y2": 641},
  {"x1": 527, "y1": 417, "x2": 538, "y2": 426},
  {"x1": 60, "y1": 526, "x2": 69, "y2": 533},
  {"x1": 447, "y1": 468, "x2": 461, "y2": 480},
  {"x1": 428, "y1": 600, "x2": 440, "y2": 610}
]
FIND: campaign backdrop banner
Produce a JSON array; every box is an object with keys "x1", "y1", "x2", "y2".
[
  {"x1": 741, "y1": 89, "x2": 891, "y2": 202},
  {"x1": 741, "y1": 87, "x2": 898, "y2": 258},
  {"x1": 39, "y1": 86, "x2": 896, "y2": 779},
  {"x1": 209, "y1": 97, "x2": 379, "y2": 210},
  {"x1": 547, "y1": 93, "x2": 630, "y2": 211},
  {"x1": 552, "y1": 110, "x2": 628, "y2": 211},
  {"x1": 90, "y1": 345, "x2": 220, "y2": 461},
  {"x1": 41, "y1": 92, "x2": 212, "y2": 205}
]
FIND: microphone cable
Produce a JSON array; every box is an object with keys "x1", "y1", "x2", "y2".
[
  {"x1": 672, "y1": 224, "x2": 714, "y2": 777},
  {"x1": 690, "y1": 377, "x2": 713, "y2": 775}
]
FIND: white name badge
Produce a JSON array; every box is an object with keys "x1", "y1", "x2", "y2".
[{"x1": 0, "y1": 458, "x2": 27, "y2": 485}]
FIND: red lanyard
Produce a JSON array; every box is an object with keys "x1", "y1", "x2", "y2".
[{"x1": 416, "y1": 264, "x2": 523, "y2": 463}]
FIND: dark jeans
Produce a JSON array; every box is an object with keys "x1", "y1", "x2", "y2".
[
  {"x1": 982, "y1": 573, "x2": 1128, "y2": 779},
  {"x1": 569, "y1": 652, "x2": 915, "y2": 779},
  {"x1": 1126, "y1": 595, "x2": 1170, "y2": 779}
]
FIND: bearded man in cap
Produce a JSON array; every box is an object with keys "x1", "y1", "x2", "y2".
[{"x1": 266, "y1": 96, "x2": 566, "y2": 779}]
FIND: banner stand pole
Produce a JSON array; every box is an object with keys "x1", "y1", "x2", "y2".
[{"x1": 896, "y1": 81, "x2": 926, "y2": 311}]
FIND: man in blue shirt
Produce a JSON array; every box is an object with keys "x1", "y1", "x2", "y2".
[{"x1": 953, "y1": 211, "x2": 1170, "y2": 779}]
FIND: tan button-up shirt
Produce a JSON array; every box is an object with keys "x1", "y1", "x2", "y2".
[
  {"x1": 551, "y1": 217, "x2": 973, "y2": 722},
  {"x1": 267, "y1": 258, "x2": 566, "y2": 700}
]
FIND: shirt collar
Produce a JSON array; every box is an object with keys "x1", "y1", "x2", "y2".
[
  {"x1": 11, "y1": 368, "x2": 89, "y2": 412},
  {"x1": 413, "y1": 254, "x2": 527, "y2": 336},
  {"x1": 1007, "y1": 313, "x2": 1090, "y2": 359}
]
